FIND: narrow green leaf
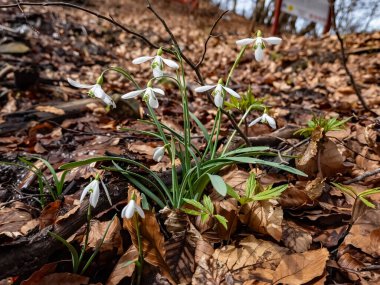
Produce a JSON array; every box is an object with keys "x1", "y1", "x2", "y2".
[
  {"x1": 227, "y1": 185, "x2": 240, "y2": 200},
  {"x1": 181, "y1": 208, "x2": 202, "y2": 216},
  {"x1": 183, "y1": 198, "x2": 207, "y2": 212},
  {"x1": 49, "y1": 231, "x2": 79, "y2": 273},
  {"x1": 359, "y1": 196, "x2": 376, "y2": 208},
  {"x1": 190, "y1": 111, "x2": 210, "y2": 142}
]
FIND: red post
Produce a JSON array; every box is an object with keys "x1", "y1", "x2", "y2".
[
  {"x1": 323, "y1": 2, "x2": 332, "y2": 34},
  {"x1": 271, "y1": 0, "x2": 283, "y2": 35}
]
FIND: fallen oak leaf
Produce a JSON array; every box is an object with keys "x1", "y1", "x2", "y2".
[{"x1": 107, "y1": 245, "x2": 138, "y2": 285}]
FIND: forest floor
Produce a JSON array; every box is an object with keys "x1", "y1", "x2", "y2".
[{"x1": 1, "y1": 0, "x2": 380, "y2": 284}]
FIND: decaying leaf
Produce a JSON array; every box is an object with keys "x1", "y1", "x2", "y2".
[
  {"x1": 107, "y1": 245, "x2": 138, "y2": 285},
  {"x1": 161, "y1": 208, "x2": 200, "y2": 284},
  {"x1": 281, "y1": 221, "x2": 312, "y2": 253},
  {"x1": 124, "y1": 189, "x2": 175, "y2": 284},
  {"x1": 39, "y1": 200, "x2": 62, "y2": 229},
  {"x1": 297, "y1": 127, "x2": 323, "y2": 166},
  {"x1": 240, "y1": 200, "x2": 283, "y2": 241},
  {"x1": 0, "y1": 202, "x2": 35, "y2": 240},
  {"x1": 84, "y1": 217, "x2": 123, "y2": 254},
  {"x1": 192, "y1": 235, "x2": 288, "y2": 284},
  {"x1": 272, "y1": 248, "x2": 329, "y2": 285}
]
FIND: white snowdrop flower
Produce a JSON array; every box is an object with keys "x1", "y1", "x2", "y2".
[
  {"x1": 121, "y1": 82, "x2": 164, "y2": 109},
  {"x1": 79, "y1": 176, "x2": 112, "y2": 208},
  {"x1": 194, "y1": 79, "x2": 240, "y2": 108},
  {"x1": 67, "y1": 77, "x2": 116, "y2": 108},
  {"x1": 132, "y1": 47, "x2": 179, "y2": 78},
  {"x1": 121, "y1": 199, "x2": 145, "y2": 219},
  {"x1": 236, "y1": 30, "x2": 282, "y2": 62},
  {"x1": 249, "y1": 113, "x2": 277, "y2": 129},
  {"x1": 153, "y1": 146, "x2": 165, "y2": 162}
]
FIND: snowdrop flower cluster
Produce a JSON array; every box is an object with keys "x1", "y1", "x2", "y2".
[
  {"x1": 132, "y1": 47, "x2": 179, "y2": 78},
  {"x1": 153, "y1": 146, "x2": 165, "y2": 162},
  {"x1": 68, "y1": 77, "x2": 116, "y2": 108},
  {"x1": 122, "y1": 81, "x2": 165, "y2": 109},
  {"x1": 121, "y1": 199, "x2": 145, "y2": 219},
  {"x1": 194, "y1": 79, "x2": 240, "y2": 108},
  {"x1": 236, "y1": 30, "x2": 282, "y2": 62},
  {"x1": 249, "y1": 112, "x2": 277, "y2": 129},
  {"x1": 79, "y1": 175, "x2": 112, "y2": 208}
]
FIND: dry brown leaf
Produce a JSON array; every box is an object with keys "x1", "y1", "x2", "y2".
[
  {"x1": 304, "y1": 177, "x2": 325, "y2": 200},
  {"x1": 28, "y1": 273, "x2": 89, "y2": 285},
  {"x1": 161, "y1": 208, "x2": 199, "y2": 284},
  {"x1": 240, "y1": 200, "x2": 283, "y2": 241},
  {"x1": 272, "y1": 248, "x2": 329, "y2": 285},
  {"x1": 297, "y1": 127, "x2": 323, "y2": 166},
  {"x1": 192, "y1": 235, "x2": 288, "y2": 285},
  {"x1": 21, "y1": 262, "x2": 57, "y2": 285},
  {"x1": 84, "y1": 218, "x2": 123, "y2": 254},
  {"x1": 124, "y1": 189, "x2": 175, "y2": 284},
  {"x1": 39, "y1": 200, "x2": 62, "y2": 229},
  {"x1": 339, "y1": 208, "x2": 380, "y2": 257},
  {"x1": 282, "y1": 221, "x2": 312, "y2": 253},
  {"x1": 107, "y1": 245, "x2": 138, "y2": 285},
  {"x1": 35, "y1": 106, "x2": 65, "y2": 115},
  {"x1": 0, "y1": 203, "x2": 34, "y2": 240}
]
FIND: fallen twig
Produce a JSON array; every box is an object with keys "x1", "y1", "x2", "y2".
[{"x1": 343, "y1": 168, "x2": 380, "y2": 185}]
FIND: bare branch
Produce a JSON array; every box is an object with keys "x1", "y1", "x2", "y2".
[
  {"x1": 196, "y1": 10, "x2": 229, "y2": 68},
  {"x1": 329, "y1": 0, "x2": 377, "y2": 116}
]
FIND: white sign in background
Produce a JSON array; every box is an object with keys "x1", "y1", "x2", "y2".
[{"x1": 282, "y1": 0, "x2": 330, "y2": 23}]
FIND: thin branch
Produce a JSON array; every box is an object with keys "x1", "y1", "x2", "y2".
[
  {"x1": 329, "y1": 0, "x2": 377, "y2": 116},
  {"x1": 196, "y1": 10, "x2": 229, "y2": 68},
  {"x1": 343, "y1": 168, "x2": 380, "y2": 185}
]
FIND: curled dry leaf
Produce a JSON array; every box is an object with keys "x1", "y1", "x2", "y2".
[
  {"x1": 124, "y1": 189, "x2": 175, "y2": 284},
  {"x1": 107, "y1": 245, "x2": 138, "y2": 285},
  {"x1": 84, "y1": 217, "x2": 123, "y2": 254},
  {"x1": 297, "y1": 126, "x2": 323, "y2": 167},
  {"x1": 272, "y1": 248, "x2": 329, "y2": 285},
  {"x1": 240, "y1": 200, "x2": 283, "y2": 242}
]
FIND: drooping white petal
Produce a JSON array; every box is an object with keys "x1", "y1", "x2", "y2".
[
  {"x1": 222, "y1": 86, "x2": 240, "y2": 98},
  {"x1": 194, "y1": 85, "x2": 216, "y2": 93},
  {"x1": 153, "y1": 67, "x2": 164, "y2": 78},
  {"x1": 101, "y1": 179, "x2": 112, "y2": 206},
  {"x1": 135, "y1": 204, "x2": 145, "y2": 218},
  {"x1": 263, "y1": 37, "x2": 282, "y2": 45},
  {"x1": 122, "y1": 200, "x2": 136, "y2": 219},
  {"x1": 249, "y1": 116, "x2": 263, "y2": 127},
  {"x1": 89, "y1": 181, "x2": 100, "y2": 208},
  {"x1": 214, "y1": 93, "x2": 224, "y2": 108},
  {"x1": 255, "y1": 46, "x2": 264, "y2": 61},
  {"x1": 92, "y1": 84, "x2": 107, "y2": 99},
  {"x1": 132, "y1": 56, "x2": 154, "y2": 64},
  {"x1": 263, "y1": 114, "x2": 277, "y2": 129},
  {"x1": 149, "y1": 92, "x2": 159, "y2": 109},
  {"x1": 102, "y1": 95, "x2": 116, "y2": 108},
  {"x1": 67, "y1": 78, "x2": 94, "y2": 89},
  {"x1": 153, "y1": 146, "x2": 165, "y2": 162},
  {"x1": 121, "y1": 89, "x2": 145, "y2": 99},
  {"x1": 162, "y1": 57, "x2": 179, "y2": 69},
  {"x1": 152, "y1": 88, "x2": 165, "y2": 96},
  {"x1": 236, "y1": 38, "x2": 255, "y2": 46},
  {"x1": 79, "y1": 181, "x2": 93, "y2": 204}
]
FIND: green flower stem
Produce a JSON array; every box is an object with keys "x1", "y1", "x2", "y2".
[
  {"x1": 221, "y1": 105, "x2": 254, "y2": 156},
  {"x1": 210, "y1": 46, "x2": 247, "y2": 159},
  {"x1": 225, "y1": 45, "x2": 247, "y2": 87},
  {"x1": 146, "y1": 103, "x2": 170, "y2": 147},
  {"x1": 78, "y1": 204, "x2": 92, "y2": 270},
  {"x1": 202, "y1": 111, "x2": 220, "y2": 161},
  {"x1": 134, "y1": 215, "x2": 143, "y2": 285}
]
